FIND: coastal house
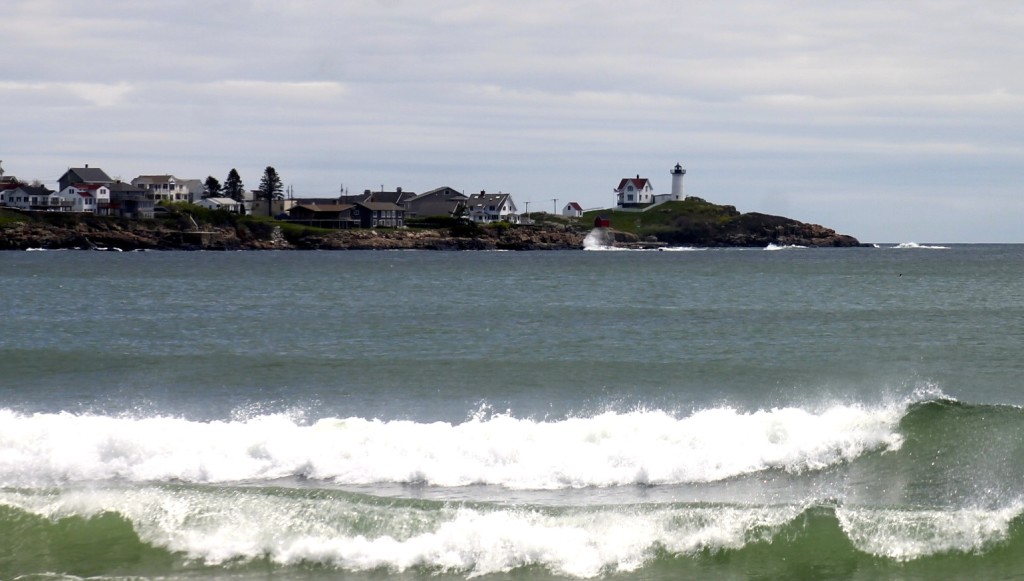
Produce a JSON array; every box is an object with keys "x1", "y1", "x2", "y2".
[
  {"x1": 196, "y1": 197, "x2": 245, "y2": 214},
  {"x1": 404, "y1": 186, "x2": 468, "y2": 219},
  {"x1": 107, "y1": 181, "x2": 155, "y2": 219},
  {"x1": 355, "y1": 201, "x2": 405, "y2": 228},
  {"x1": 288, "y1": 203, "x2": 359, "y2": 229},
  {"x1": 466, "y1": 191, "x2": 519, "y2": 224},
  {"x1": 2, "y1": 184, "x2": 68, "y2": 212},
  {"x1": 131, "y1": 175, "x2": 194, "y2": 203},
  {"x1": 615, "y1": 175, "x2": 654, "y2": 208},
  {"x1": 251, "y1": 195, "x2": 297, "y2": 218},
  {"x1": 56, "y1": 183, "x2": 111, "y2": 214},
  {"x1": 58, "y1": 166, "x2": 113, "y2": 192},
  {"x1": 562, "y1": 202, "x2": 584, "y2": 218}
]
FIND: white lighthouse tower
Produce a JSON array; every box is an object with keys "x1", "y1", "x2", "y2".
[{"x1": 670, "y1": 163, "x2": 686, "y2": 200}]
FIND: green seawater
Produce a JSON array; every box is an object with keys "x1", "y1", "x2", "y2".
[{"x1": 1, "y1": 244, "x2": 1023, "y2": 579}]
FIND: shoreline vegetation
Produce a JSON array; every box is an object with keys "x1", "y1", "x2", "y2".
[{"x1": 0, "y1": 197, "x2": 865, "y2": 251}]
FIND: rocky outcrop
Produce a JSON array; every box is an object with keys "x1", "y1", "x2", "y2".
[
  {"x1": 0, "y1": 207, "x2": 863, "y2": 250},
  {"x1": 654, "y1": 211, "x2": 863, "y2": 247},
  {"x1": 293, "y1": 226, "x2": 586, "y2": 251}
]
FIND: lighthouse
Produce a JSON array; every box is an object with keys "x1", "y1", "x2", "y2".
[{"x1": 670, "y1": 163, "x2": 686, "y2": 200}]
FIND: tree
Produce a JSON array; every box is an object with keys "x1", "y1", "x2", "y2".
[
  {"x1": 224, "y1": 168, "x2": 244, "y2": 202},
  {"x1": 258, "y1": 166, "x2": 283, "y2": 216},
  {"x1": 203, "y1": 176, "x2": 222, "y2": 199}
]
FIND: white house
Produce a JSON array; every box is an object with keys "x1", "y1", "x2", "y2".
[
  {"x1": 562, "y1": 201, "x2": 583, "y2": 218},
  {"x1": 131, "y1": 175, "x2": 192, "y2": 202},
  {"x1": 615, "y1": 175, "x2": 654, "y2": 207},
  {"x1": 466, "y1": 191, "x2": 519, "y2": 224},
  {"x1": 196, "y1": 197, "x2": 245, "y2": 214},
  {"x1": 57, "y1": 183, "x2": 111, "y2": 213},
  {"x1": 2, "y1": 185, "x2": 67, "y2": 211}
]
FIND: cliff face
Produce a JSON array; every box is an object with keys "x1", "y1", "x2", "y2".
[
  {"x1": 0, "y1": 215, "x2": 588, "y2": 251},
  {"x1": 0, "y1": 207, "x2": 863, "y2": 251},
  {"x1": 654, "y1": 212, "x2": 863, "y2": 247}
]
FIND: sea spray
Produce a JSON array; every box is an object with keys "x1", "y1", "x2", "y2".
[{"x1": 0, "y1": 403, "x2": 905, "y2": 489}]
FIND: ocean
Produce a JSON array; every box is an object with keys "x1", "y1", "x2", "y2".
[{"x1": 2, "y1": 242, "x2": 1024, "y2": 579}]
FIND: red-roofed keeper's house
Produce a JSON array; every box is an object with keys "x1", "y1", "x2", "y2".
[{"x1": 615, "y1": 175, "x2": 654, "y2": 207}]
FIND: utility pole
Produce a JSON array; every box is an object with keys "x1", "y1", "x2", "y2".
[{"x1": 552, "y1": 198, "x2": 558, "y2": 214}]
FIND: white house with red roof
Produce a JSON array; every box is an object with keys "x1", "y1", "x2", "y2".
[
  {"x1": 57, "y1": 183, "x2": 111, "y2": 214},
  {"x1": 615, "y1": 175, "x2": 654, "y2": 207},
  {"x1": 562, "y1": 201, "x2": 584, "y2": 218}
]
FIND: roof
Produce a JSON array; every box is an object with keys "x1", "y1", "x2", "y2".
[
  {"x1": 467, "y1": 192, "x2": 511, "y2": 203},
  {"x1": 292, "y1": 203, "x2": 355, "y2": 212},
  {"x1": 411, "y1": 188, "x2": 468, "y2": 204},
  {"x1": 133, "y1": 175, "x2": 177, "y2": 184},
  {"x1": 63, "y1": 167, "x2": 113, "y2": 184},
  {"x1": 107, "y1": 181, "x2": 146, "y2": 193},
  {"x1": 202, "y1": 197, "x2": 240, "y2": 205},
  {"x1": 72, "y1": 183, "x2": 108, "y2": 192},
  {"x1": 366, "y1": 190, "x2": 416, "y2": 205},
  {"x1": 356, "y1": 201, "x2": 405, "y2": 211},
  {"x1": 15, "y1": 185, "x2": 54, "y2": 196},
  {"x1": 568, "y1": 202, "x2": 583, "y2": 211},
  {"x1": 616, "y1": 177, "x2": 650, "y2": 191}
]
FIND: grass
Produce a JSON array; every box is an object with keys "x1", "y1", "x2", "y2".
[
  {"x1": 580, "y1": 198, "x2": 740, "y2": 236},
  {"x1": 0, "y1": 209, "x2": 31, "y2": 227}
]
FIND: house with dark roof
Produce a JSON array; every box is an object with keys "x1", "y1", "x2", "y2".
[
  {"x1": 615, "y1": 175, "x2": 654, "y2": 208},
  {"x1": 107, "y1": 181, "x2": 154, "y2": 219},
  {"x1": 288, "y1": 203, "x2": 359, "y2": 229},
  {"x1": 355, "y1": 201, "x2": 405, "y2": 228},
  {"x1": 58, "y1": 166, "x2": 113, "y2": 192},
  {"x1": 2, "y1": 184, "x2": 68, "y2": 212},
  {"x1": 405, "y1": 186, "x2": 468, "y2": 219},
  {"x1": 466, "y1": 191, "x2": 519, "y2": 224}
]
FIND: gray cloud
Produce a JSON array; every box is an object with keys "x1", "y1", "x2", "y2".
[{"x1": 3, "y1": 0, "x2": 1023, "y2": 241}]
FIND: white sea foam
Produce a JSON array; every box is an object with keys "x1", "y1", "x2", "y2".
[
  {"x1": 0, "y1": 403, "x2": 906, "y2": 489},
  {"x1": 837, "y1": 504, "x2": 1023, "y2": 560},
  {"x1": 582, "y1": 229, "x2": 615, "y2": 250},
  {"x1": 5, "y1": 484, "x2": 1017, "y2": 575},
  {"x1": 893, "y1": 242, "x2": 950, "y2": 250},
  {"x1": 0, "y1": 486, "x2": 803, "y2": 577},
  {"x1": 764, "y1": 243, "x2": 807, "y2": 251}
]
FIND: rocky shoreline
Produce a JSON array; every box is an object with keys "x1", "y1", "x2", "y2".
[{"x1": 0, "y1": 210, "x2": 864, "y2": 251}]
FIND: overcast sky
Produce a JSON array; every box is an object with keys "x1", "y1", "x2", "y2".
[{"x1": 3, "y1": 1, "x2": 1022, "y2": 242}]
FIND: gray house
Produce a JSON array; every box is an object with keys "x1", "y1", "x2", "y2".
[
  {"x1": 107, "y1": 181, "x2": 154, "y2": 219},
  {"x1": 58, "y1": 166, "x2": 113, "y2": 192},
  {"x1": 405, "y1": 186, "x2": 468, "y2": 218}
]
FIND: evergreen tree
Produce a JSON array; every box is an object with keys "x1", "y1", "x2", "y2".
[
  {"x1": 203, "y1": 176, "x2": 222, "y2": 199},
  {"x1": 258, "y1": 166, "x2": 284, "y2": 216},
  {"x1": 224, "y1": 168, "x2": 245, "y2": 202}
]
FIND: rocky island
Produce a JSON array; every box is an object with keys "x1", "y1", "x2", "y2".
[{"x1": 0, "y1": 197, "x2": 864, "y2": 251}]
